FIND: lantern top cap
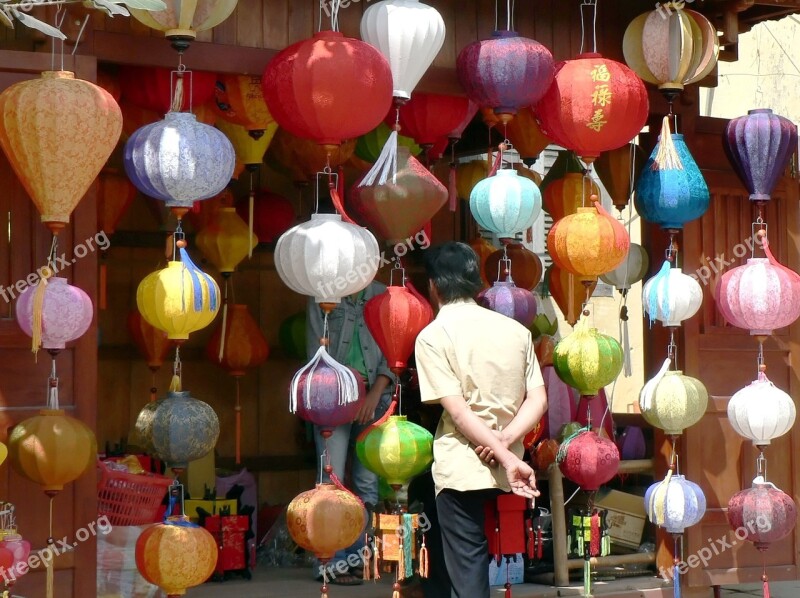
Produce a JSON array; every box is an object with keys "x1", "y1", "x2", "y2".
[
  {"x1": 165, "y1": 390, "x2": 193, "y2": 400},
  {"x1": 39, "y1": 409, "x2": 66, "y2": 417},
  {"x1": 42, "y1": 71, "x2": 75, "y2": 80},
  {"x1": 576, "y1": 52, "x2": 603, "y2": 59},
  {"x1": 747, "y1": 109, "x2": 773, "y2": 115},
  {"x1": 310, "y1": 213, "x2": 343, "y2": 222},
  {"x1": 490, "y1": 30, "x2": 521, "y2": 39},
  {"x1": 314, "y1": 30, "x2": 345, "y2": 40},
  {"x1": 165, "y1": 111, "x2": 198, "y2": 122}
]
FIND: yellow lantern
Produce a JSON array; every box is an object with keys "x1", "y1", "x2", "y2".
[
  {"x1": 130, "y1": 0, "x2": 239, "y2": 52},
  {"x1": 0, "y1": 71, "x2": 122, "y2": 234},
  {"x1": 216, "y1": 119, "x2": 278, "y2": 170},
  {"x1": 213, "y1": 74, "x2": 275, "y2": 135},
  {"x1": 195, "y1": 207, "x2": 258, "y2": 275},
  {"x1": 639, "y1": 360, "x2": 709, "y2": 436},
  {"x1": 456, "y1": 160, "x2": 487, "y2": 201},
  {"x1": 543, "y1": 172, "x2": 600, "y2": 222}
]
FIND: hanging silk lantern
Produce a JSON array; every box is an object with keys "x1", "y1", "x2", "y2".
[
  {"x1": 364, "y1": 285, "x2": 433, "y2": 374},
  {"x1": 456, "y1": 160, "x2": 488, "y2": 200},
  {"x1": 195, "y1": 207, "x2": 258, "y2": 275},
  {"x1": 594, "y1": 143, "x2": 645, "y2": 212},
  {"x1": 391, "y1": 93, "x2": 471, "y2": 147},
  {"x1": 98, "y1": 169, "x2": 136, "y2": 235},
  {"x1": 267, "y1": 129, "x2": 357, "y2": 182},
  {"x1": 645, "y1": 474, "x2": 706, "y2": 533},
  {"x1": 553, "y1": 319, "x2": 623, "y2": 397},
  {"x1": 262, "y1": 31, "x2": 392, "y2": 148},
  {"x1": 547, "y1": 199, "x2": 630, "y2": 281},
  {"x1": 0, "y1": 71, "x2": 122, "y2": 234},
  {"x1": 556, "y1": 430, "x2": 619, "y2": 491},
  {"x1": 213, "y1": 74, "x2": 274, "y2": 135},
  {"x1": 0, "y1": 533, "x2": 31, "y2": 591},
  {"x1": 616, "y1": 426, "x2": 646, "y2": 460},
  {"x1": 349, "y1": 147, "x2": 448, "y2": 243},
  {"x1": 643, "y1": 261, "x2": 703, "y2": 327},
  {"x1": 542, "y1": 172, "x2": 600, "y2": 221},
  {"x1": 514, "y1": 163, "x2": 542, "y2": 188},
  {"x1": 505, "y1": 106, "x2": 551, "y2": 162},
  {"x1": 728, "y1": 371, "x2": 796, "y2": 447},
  {"x1": 275, "y1": 213, "x2": 380, "y2": 304},
  {"x1": 541, "y1": 366, "x2": 578, "y2": 440},
  {"x1": 184, "y1": 188, "x2": 231, "y2": 231},
  {"x1": 635, "y1": 131, "x2": 710, "y2": 230},
  {"x1": 128, "y1": 310, "x2": 172, "y2": 371},
  {"x1": 470, "y1": 169, "x2": 542, "y2": 239},
  {"x1": 356, "y1": 416, "x2": 433, "y2": 488},
  {"x1": 136, "y1": 517, "x2": 218, "y2": 595},
  {"x1": 600, "y1": 243, "x2": 649, "y2": 292},
  {"x1": 16, "y1": 277, "x2": 93, "y2": 352},
  {"x1": 119, "y1": 67, "x2": 217, "y2": 115},
  {"x1": 639, "y1": 359, "x2": 708, "y2": 436},
  {"x1": 236, "y1": 190, "x2": 295, "y2": 244},
  {"x1": 457, "y1": 31, "x2": 555, "y2": 123},
  {"x1": 356, "y1": 123, "x2": 422, "y2": 163},
  {"x1": 728, "y1": 483, "x2": 797, "y2": 551},
  {"x1": 136, "y1": 248, "x2": 221, "y2": 341},
  {"x1": 216, "y1": 118, "x2": 278, "y2": 169},
  {"x1": 623, "y1": 9, "x2": 718, "y2": 99},
  {"x1": 124, "y1": 112, "x2": 236, "y2": 212},
  {"x1": 536, "y1": 54, "x2": 649, "y2": 164},
  {"x1": 532, "y1": 313, "x2": 559, "y2": 338},
  {"x1": 470, "y1": 236, "x2": 496, "y2": 289},
  {"x1": 724, "y1": 109, "x2": 798, "y2": 203},
  {"x1": 531, "y1": 438, "x2": 558, "y2": 471},
  {"x1": 478, "y1": 281, "x2": 538, "y2": 327},
  {"x1": 485, "y1": 243, "x2": 543, "y2": 290},
  {"x1": 206, "y1": 304, "x2": 269, "y2": 376},
  {"x1": 545, "y1": 264, "x2": 597, "y2": 327},
  {"x1": 130, "y1": 0, "x2": 238, "y2": 51},
  {"x1": 539, "y1": 150, "x2": 585, "y2": 194},
  {"x1": 448, "y1": 100, "x2": 479, "y2": 141}
]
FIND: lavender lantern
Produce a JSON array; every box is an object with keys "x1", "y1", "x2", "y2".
[
  {"x1": 478, "y1": 281, "x2": 537, "y2": 327},
  {"x1": 16, "y1": 277, "x2": 93, "y2": 351}
]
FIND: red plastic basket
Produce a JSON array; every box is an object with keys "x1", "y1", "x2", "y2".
[{"x1": 97, "y1": 460, "x2": 174, "y2": 526}]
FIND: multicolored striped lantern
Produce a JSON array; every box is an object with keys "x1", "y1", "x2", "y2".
[
  {"x1": 542, "y1": 172, "x2": 600, "y2": 221},
  {"x1": 553, "y1": 318, "x2": 623, "y2": 397},
  {"x1": 556, "y1": 430, "x2": 620, "y2": 491},
  {"x1": 645, "y1": 473, "x2": 706, "y2": 533},
  {"x1": 639, "y1": 359, "x2": 708, "y2": 436},
  {"x1": 356, "y1": 415, "x2": 433, "y2": 487},
  {"x1": 470, "y1": 169, "x2": 542, "y2": 239},
  {"x1": 212, "y1": 74, "x2": 274, "y2": 136},
  {"x1": 546, "y1": 264, "x2": 597, "y2": 327},
  {"x1": 485, "y1": 243, "x2": 543, "y2": 290},
  {"x1": 642, "y1": 261, "x2": 703, "y2": 327},
  {"x1": 478, "y1": 281, "x2": 538, "y2": 327},
  {"x1": 130, "y1": 0, "x2": 238, "y2": 52},
  {"x1": 600, "y1": 243, "x2": 649, "y2": 292},
  {"x1": 728, "y1": 371, "x2": 796, "y2": 447},
  {"x1": 594, "y1": 143, "x2": 645, "y2": 213},
  {"x1": 724, "y1": 109, "x2": 798, "y2": 203}
]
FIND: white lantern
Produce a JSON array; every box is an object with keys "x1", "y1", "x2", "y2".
[
  {"x1": 469, "y1": 169, "x2": 542, "y2": 239},
  {"x1": 275, "y1": 214, "x2": 381, "y2": 304},
  {"x1": 643, "y1": 261, "x2": 703, "y2": 327},
  {"x1": 600, "y1": 243, "x2": 650, "y2": 292},
  {"x1": 361, "y1": 0, "x2": 446, "y2": 101},
  {"x1": 728, "y1": 372, "x2": 796, "y2": 446}
]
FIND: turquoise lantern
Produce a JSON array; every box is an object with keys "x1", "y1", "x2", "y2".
[{"x1": 469, "y1": 169, "x2": 541, "y2": 239}]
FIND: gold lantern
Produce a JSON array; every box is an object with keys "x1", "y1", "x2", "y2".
[
  {"x1": 456, "y1": 160, "x2": 488, "y2": 201},
  {"x1": 639, "y1": 359, "x2": 709, "y2": 436},
  {"x1": 216, "y1": 118, "x2": 278, "y2": 169},
  {"x1": 213, "y1": 74, "x2": 275, "y2": 136},
  {"x1": 195, "y1": 207, "x2": 258, "y2": 276},
  {"x1": 130, "y1": 0, "x2": 239, "y2": 52}
]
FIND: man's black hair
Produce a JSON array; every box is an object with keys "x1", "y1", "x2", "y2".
[{"x1": 424, "y1": 242, "x2": 483, "y2": 303}]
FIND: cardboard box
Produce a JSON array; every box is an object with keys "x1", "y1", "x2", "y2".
[
  {"x1": 594, "y1": 490, "x2": 646, "y2": 550},
  {"x1": 488, "y1": 553, "x2": 524, "y2": 586}
]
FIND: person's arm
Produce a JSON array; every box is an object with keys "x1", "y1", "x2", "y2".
[
  {"x1": 500, "y1": 385, "x2": 548, "y2": 446},
  {"x1": 355, "y1": 373, "x2": 392, "y2": 424}
]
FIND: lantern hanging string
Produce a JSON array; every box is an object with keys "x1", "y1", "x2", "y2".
[
  {"x1": 218, "y1": 280, "x2": 229, "y2": 362},
  {"x1": 170, "y1": 346, "x2": 182, "y2": 392},
  {"x1": 579, "y1": 0, "x2": 599, "y2": 55},
  {"x1": 50, "y1": 7, "x2": 66, "y2": 72}
]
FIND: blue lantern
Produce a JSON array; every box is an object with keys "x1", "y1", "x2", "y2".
[
  {"x1": 124, "y1": 112, "x2": 235, "y2": 209},
  {"x1": 470, "y1": 169, "x2": 541, "y2": 239},
  {"x1": 634, "y1": 134, "x2": 709, "y2": 230},
  {"x1": 645, "y1": 473, "x2": 706, "y2": 533}
]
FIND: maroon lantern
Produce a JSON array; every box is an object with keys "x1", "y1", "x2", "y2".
[
  {"x1": 292, "y1": 363, "x2": 367, "y2": 431},
  {"x1": 556, "y1": 430, "x2": 620, "y2": 491},
  {"x1": 236, "y1": 190, "x2": 296, "y2": 244}
]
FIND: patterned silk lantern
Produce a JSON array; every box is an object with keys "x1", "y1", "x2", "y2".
[
  {"x1": 728, "y1": 371, "x2": 796, "y2": 447},
  {"x1": 539, "y1": 150, "x2": 585, "y2": 194},
  {"x1": 635, "y1": 132, "x2": 709, "y2": 230},
  {"x1": 195, "y1": 207, "x2": 258, "y2": 275},
  {"x1": 728, "y1": 483, "x2": 797, "y2": 551},
  {"x1": 643, "y1": 261, "x2": 703, "y2": 327},
  {"x1": 267, "y1": 129, "x2": 357, "y2": 182},
  {"x1": 275, "y1": 214, "x2": 380, "y2": 304},
  {"x1": 457, "y1": 31, "x2": 555, "y2": 123},
  {"x1": 356, "y1": 123, "x2": 421, "y2": 163},
  {"x1": 0, "y1": 71, "x2": 122, "y2": 233},
  {"x1": 262, "y1": 31, "x2": 392, "y2": 148},
  {"x1": 542, "y1": 172, "x2": 600, "y2": 221},
  {"x1": 216, "y1": 119, "x2": 278, "y2": 169},
  {"x1": 98, "y1": 169, "x2": 137, "y2": 235},
  {"x1": 130, "y1": 0, "x2": 238, "y2": 51},
  {"x1": 556, "y1": 430, "x2": 620, "y2": 491},
  {"x1": 600, "y1": 243, "x2": 649, "y2": 292},
  {"x1": 456, "y1": 160, "x2": 488, "y2": 200},
  {"x1": 546, "y1": 264, "x2": 597, "y2": 327},
  {"x1": 136, "y1": 517, "x2": 218, "y2": 595},
  {"x1": 478, "y1": 281, "x2": 538, "y2": 327},
  {"x1": 470, "y1": 169, "x2": 542, "y2": 239},
  {"x1": 236, "y1": 190, "x2": 296, "y2": 244},
  {"x1": 119, "y1": 67, "x2": 217, "y2": 115},
  {"x1": 505, "y1": 106, "x2": 552, "y2": 162},
  {"x1": 350, "y1": 147, "x2": 448, "y2": 243},
  {"x1": 356, "y1": 415, "x2": 433, "y2": 488},
  {"x1": 364, "y1": 285, "x2": 433, "y2": 374},
  {"x1": 213, "y1": 74, "x2": 274, "y2": 135},
  {"x1": 724, "y1": 109, "x2": 798, "y2": 203},
  {"x1": 0, "y1": 533, "x2": 30, "y2": 592},
  {"x1": 391, "y1": 93, "x2": 471, "y2": 148},
  {"x1": 547, "y1": 199, "x2": 630, "y2": 281},
  {"x1": 616, "y1": 426, "x2": 646, "y2": 460},
  {"x1": 594, "y1": 143, "x2": 645, "y2": 212},
  {"x1": 536, "y1": 54, "x2": 649, "y2": 163},
  {"x1": 128, "y1": 310, "x2": 172, "y2": 371},
  {"x1": 485, "y1": 243, "x2": 543, "y2": 290},
  {"x1": 646, "y1": 473, "x2": 706, "y2": 533},
  {"x1": 639, "y1": 359, "x2": 708, "y2": 436},
  {"x1": 361, "y1": 0, "x2": 446, "y2": 101},
  {"x1": 16, "y1": 277, "x2": 93, "y2": 353},
  {"x1": 553, "y1": 318, "x2": 623, "y2": 397}
]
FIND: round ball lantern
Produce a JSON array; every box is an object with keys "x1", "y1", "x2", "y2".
[
  {"x1": 643, "y1": 263, "x2": 703, "y2": 327},
  {"x1": 470, "y1": 169, "x2": 542, "y2": 239},
  {"x1": 557, "y1": 430, "x2": 620, "y2": 491},
  {"x1": 262, "y1": 31, "x2": 393, "y2": 148},
  {"x1": 119, "y1": 66, "x2": 217, "y2": 115},
  {"x1": 148, "y1": 390, "x2": 220, "y2": 471},
  {"x1": 15, "y1": 277, "x2": 93, "y2": 351},
  {"x1": 724, "y1": 109, "x2": 798, "y2": 203},
  {"x1": 356, "y1": 416, "x2": 433, "y2": 488},
  {"x1": 130, "y1": 0, "x2": 238, "y2": 52},
  {"x1": 543, "y1": 172, "x2": 600, "y2": 221},
  {"x1": 478, "y1": 282, "x2": 538, "y2": 327},
  {"x1": 136, "y1": 518, "x2": 218, "y2": 596},
  {"x1": 275, "y1": 213, "x2": 380, "y2": 304},
  {"x1": 0, "y1": 534, "x2": 30, "y2": 589},
  {"x1": 485, "y1": 243, "x2": 543, "y2": 290},
  {"x1": 600, "y1": 243, "x2": 650, "y2": 292},
  {"x1": 457, "y1": 31, "x2": 555, "y2": 123},
  {"x1": 456, "y1": 160, "x2": 487, "y2": 200},
  {"x1": 645, "y1": 474, "x2": 706, "y2": 533},
  {"x1": 212, "y1": 74, "x2": 274, "y2": 134},
  {"x1": 195, "y1": 207, "x2": 257, "y2": 275},
  {"x1": 124, "y1": 112, "x2": 235, "y2": 211},
  {"x1": 728, "y1": 372, "x2": 796, "y2": 447},
  {"x1": 536, "y1": 54, "x2": 649, "y2": 163},
  {"x1": 639, "y1": 363, "x2": 708, "y2": 436},
  {"x1": 727, "y1": 483, "x2": 797, "y2": 551},
  {"x1": 553, "y1": 321, "x2": 623, "y2": 396},
  {"x1": 236, "y1": 190, "x2": 296, "y2": 243}
]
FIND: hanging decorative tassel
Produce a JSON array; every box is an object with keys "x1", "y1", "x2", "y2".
[
  {"x1": 488, "y1": 144, "x2": 504, "y2": 178},
  {"x1": 234, "y1": 377, "x2": 242, "y2": 465},
  {"x1": 619, "y1": 295, "x2": 632, "y2": 377},
  {"x1": 45, "y1": 496, "x2": 54, "y2": 598},
  {"x1": 170, "y1": 73, "x2": 185, "y2": 113},
  {"x1": 590, "y1": 510, "x2": 601, "y2": 557},
  {"x1": 762, "y1": 554, "x2": 770, "y2": 598},
  {"x1": 419, "y1": 535, "x2": 429, "y2": 579},
  {"x1": 392, "y1": 582, "x2": 401, "y2": 598},
  {"x1": 648, "y1": 259, "x2": 673, "y2": 326},
  {"x1": 321, "y1": 565, "x2": 329, "y2": 598},
  {"x1": 363, "y1": 533, "x2": 372, "y2": 581},
  {"x1": 402, "y1": 514, "x2": 414, "y2": 580},
  {"x1": 360, "y1": 128, "x2": 399, "y2": 187},
  {"x1": 673, "y1": 535, "x2": 683, "y2": 598},
  {"x1": 289, "y1": 345, "x2": 361, "y2": 414},
  {"x1": 373, "y1": 536, "x2": 381, "y2": 580},
  {"x1": 31, "y1": 267, "x2": 51, "y2": 358},
  {"x1": 652, "y1": 115, "x2": 684, "y2": 171},
  {"x1": 640, "y1": 357, "x2": 671, "y2": 414}
]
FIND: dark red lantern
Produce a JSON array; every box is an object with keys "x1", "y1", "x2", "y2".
[
  {"x1": 364, "y1": 285, "x2": 434, "y2": 375},
  {"x1": 236, "y1": 190, "x2": 296, "y2": 244},
  {"x1": 484, "y1": 243, "x2": 543, "y2": 291},
  {"x1": 293, "y1": 363, "x2": 367, "y2": 430},
  {"x1": 118, "y1": 66, "x2": 217, "y2": 115},
  {"x1": 727, "y1": 483, "x2": 796, "y2": 550},
  {"x1": 389, "y1": 93, "x2": 471, "y2": 148},
  {"x1": 262, "y1": 30, "x2": 393, "y2": 148},
  {"x1": 557, "y1": 430, "x2": 619, "y2": 491},
  {"x1": 536, "y1": 54, "x2": 649, "y2": 163}
]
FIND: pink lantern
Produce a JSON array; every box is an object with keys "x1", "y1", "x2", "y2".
[
  {"x1": 16, "y1": 277, "x2": 93, "y2": 351},
  {"x1": 0, "y1": 534, "x2": 31, "y2": 588},
  {"x1": 542, "y1": 365, "x2": 578, "y2": 440}
]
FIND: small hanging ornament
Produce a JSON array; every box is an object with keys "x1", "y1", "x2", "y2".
[
  {"x1": 642, "y1": 260, "x2": 703, "y2": 327},
  {"x1": 639, "y1": 358, "x2": 708, "y2": 436}
]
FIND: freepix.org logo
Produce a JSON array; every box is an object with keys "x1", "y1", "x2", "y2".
[{"x1": 654, "y1": 1, "x2": 697, "y2": 19}]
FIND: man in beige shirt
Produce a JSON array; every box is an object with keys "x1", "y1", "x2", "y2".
[{"x1": 415, "y1": 241, "x2": 548, "y2": 598}]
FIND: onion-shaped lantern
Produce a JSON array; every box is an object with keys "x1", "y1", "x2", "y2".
[
  {"x1": 236, "y1": 190, "x2": 296, "y2": 244},
  {"x1": 645, "y1": 473, "x2": 706, "y2": 533},
  {"x1": 470, "y1": 169, "x2": 542, "y2": 239},
  {"x1": 456, "y1": 160, "x2": 487, "y2": 200},
  {"x1": 195, "y1": 207, "x2": 258, "y2": 275},
  {"x1": 274, "y1": 214, "x2": 380, "y2": 304},
  {"x1": 728, "y1": 483, "x2": 797, "y2": 551},
  {"x1": 546, "y1": 264, "x2": 597, "y2": 327},
  {"x1": 119, "y1": 66, "x2": 217, "y2": 115},
  {"x1": 478, "y1": 281, "x2": 538, "y2": 327},
  {"x1": 267, "y1": 129, "x2": 357, "y2": 182},
  {"x1": 643, "y1": 261, "x2": 703, "y2": 327},
  {"x1": 356, "y1": 123, "x2": 421, "y2": 163},
  {"x1": 356, "y1": 415, "x2": 433, "y2": 488},
  {"x1": 0, "y1": 71, "x2": 122, "y2": 234},
  {"x1": 556, "y1": 430, "x2": 620, "y2": 491},
  {"x1": 130, "y1": 0, "x2": 238, "y2": 52},
  {"x1": 616, "y1": 426, "x2": 646, "y2": 461},
  {"x1": 553, "y1": 319, "x2": 623, "y2": 396},
  {"x1": 391, "y1": 93, "x2": 471, "y2": 148},
  {"x1": 594, "y1": 143, "x2": 646, "y2": 213},
  {"x1": 600, "y1": 243, "x2": 649, "y2": 292},
  {"x1": 136, "y1": 517, "x2": 218, "y2": 595},
  {"x1": 724, "y1": 109, "x2": 798, "y2": 203},
  {"x1": 639, "y1": 359, "x2": 708, "y2": 436},
  {"x1": 128, "y1": 310, "x2": 172, "y2": 372},
  {"x1": 542, "y1": 172, "x2": 600, "y2": 221},
  {"x1": 485, "y1": 243, "x2": 543, "y2": 291},
  {"x1": 505, "y1": 106, "x2": 552, "y2": 162},
  {"x1": 728, "y1": 371, "x2": 796, "y2": 447},
  {"x1": 212, "y1": 74, "x2": 274, "y2": 135}
]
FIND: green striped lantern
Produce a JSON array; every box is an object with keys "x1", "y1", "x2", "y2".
[
  {"x1": 553, "y1": 319, "x2": 623, "y2": 396},
  {"x1": 639, "y1": 358, "x2": 708, "y2": 436},
  {"x1": 356, "y1": 416, "x2": 433, "y2": 488}
]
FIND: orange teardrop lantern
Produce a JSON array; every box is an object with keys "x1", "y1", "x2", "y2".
[
  {"x1": 547, "y1": 264, "x2": 597, "y2": 326},
  {"x1": 470, "y1": 236, "x2": 496, "y2": 289},
  {"x1": 506, "y1": 106, "x2": 552, "y2": 162},
  {"x1": 98, "y1": 169, "x2": 137, "y2": 235},
  {"x1": 543, "y1": 172, "x2": 600, "y2": 221},
  {"x1": 128, "y1": 310, "x2": 173, "y2": 372},
  {"x1": 514, "y1": 163, "x2": 542, "y2": 187},
  {"x1": 485, "y1": 243, "x2": 543, "y2": 290},
  {"x1": 0, "y1": 71, "x2": 122, "y2": 234},
  {"x1": 594, "y1": 143, "x2": 645, "y2": 212},
  {"x1": 195, "y1": 207, "x2": 258, "y2": 275}
]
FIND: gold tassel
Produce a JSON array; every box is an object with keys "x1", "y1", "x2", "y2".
[
  {"x1": 398, "y1": 540, "x2": 406, "y2": 582},
  {"x1": 652, "y1": 115, "x2": 684, "y2": 171},
  {"x1": 373, "y1": 540, "x2": 381, "y2": 580},
  {"x1": 169, "y1": 374, "x2": 181, "y2": 392},
  {"x1": 171, "y1": 75, "x2": 184, "y2": 113},
  {"x1": 419, "y1": 535, "x2": 429, "y2": 579},
  {"x1": 31, "y1": 267, "x2": 52, "y2": 359}
]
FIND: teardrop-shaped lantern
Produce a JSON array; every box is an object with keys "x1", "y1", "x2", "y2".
[
  {"x1": 98, "y1": 169, "x2": 137, "y2": 235},
  {"x1": 456, "y1": 160, "x2": 488, "y2": 201},
  {"x1": 727, "y1": 482, "x2": 796, "y2": 551},
  {"x1": 642, "y1": 261, "x2": 703, "y2": 327},
  {"x1": 206, "y1": 304, "x2": 269, "y2": 376},
  {"x1": 553, "y1": 319, "x2": 623, "y2": 396},
  {"x1": 546, "y1": 264, "x2": 597, "y2": 327},
  {"x1": 16, "y1": 277, "x2": 93, "y2": 352},
  {"x1": 212, "y1": 74, "x2": 274, "y2": 135},
  {"x1": 505, "y1": 106, "x2": 552, "y2": 162},
  {"x1": 470, "y1": 169, "x2": 542, "y2": 239},
  {"x1": 645, "y1": 474, "x2": 706, "y2": 533},
  {"x1": 556, "y1": 430, "x2": 620, "y2": 491},
  {"x1": 478, "y1": 281, "x2": 538, "y2": 327},
  {"x1": 236, "y1": 190, "x2": 296, "y2": 244},
  {"x1": 128, "y1": 310, "x2": 173, "y2": 371},
  {"x1": 539, "y1": 150, "x2": 586, "y2": 194},
  {"x1": 639, "y1": 360, "x2": 708, "y2": 436},
  {"x1": 130, "y1": 0, "x2": 238, "y2": 52},
  {"x1": 594, "y1": 143, "x2": 646, "y2": 213},
  {"x1": 485, "y1": 243, "x2": 543, "y2": 291},
  {"x1": 600, "y1": 243, "x2": 650, "y2": 292},
  {"x1": 728, "y1": 371, "x2": 796, "y2": 447},
  {"x1": 542, "y1": 172, "x2": 600, "y2": 221},
  {"x1": 356, "y1": 415, "x2": 433, "y2": 487},
  {"x1": 0, "y1": 71, "x2": 122, "y2": 233},
  {"x1": 195, "y1": 207, "x2": 258, "y2": 275}
]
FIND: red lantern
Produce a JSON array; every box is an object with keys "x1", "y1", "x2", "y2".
[
  {"x1": 389, "y1": 93, "x2": 471, "y2": 148},
  {"x1": 119, "y1": 66, "x2": 217, "y2": 115},
  {"x1": 536, "y1": 54, "x2": 649, "y2": 163},
  {"x1": 533, "y1": 438, "x2": 559, "y2": 471},
  {"x1": 128, "y1": 310, "x2": 172, "y2": 372},
  {"x1": 236, "y1": 190, "x2": 296, "y2": 244},
  {"x1": 523, "y1": 419, "x2": 545, "y2": 450},
  {"x1": 98, "y1": 169, "x2": 137, "y2": 235},
  {"x1": 484, "y1": 243, "x2": 543, "y2": 291},
  {"x1": 364, "y1": 285, "x2": 434, "y2": 375},
  {"x1": 262, "y1": 30, "x2": 393, "y2": 148},
  {"x1": 557, "y1": 430, "x2": 619, "y2": 491}
]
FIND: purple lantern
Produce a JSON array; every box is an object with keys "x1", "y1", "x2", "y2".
[
  {"x1": 16, "y1": 277, "x2": 93, "y2": 350},
  {"x1": 478, "y1": 281, "x2": 537, "y2": 327},
  {"x1": 724, "y1": 109, "x2": 798, "y2": 202},
  {"x1": 457, "y1": 31, "x2": 554, "y2": 123},
  {"x1": 615, "y1": 426, "x2": 646, "y2": 461}
]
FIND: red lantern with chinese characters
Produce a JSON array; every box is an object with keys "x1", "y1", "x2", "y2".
[
  {"x1": 557, "y1": 429, "x2": 619, "y2": 491},
  {"x1": 390, "y1": 93, "x2": 471, "y2": 148},
  {"x1": 536, "y1": 54, "x2": 648, "y2": 163},
  {"x1": 119, "y1": 66, "x2": 217, "y2": 114}
]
